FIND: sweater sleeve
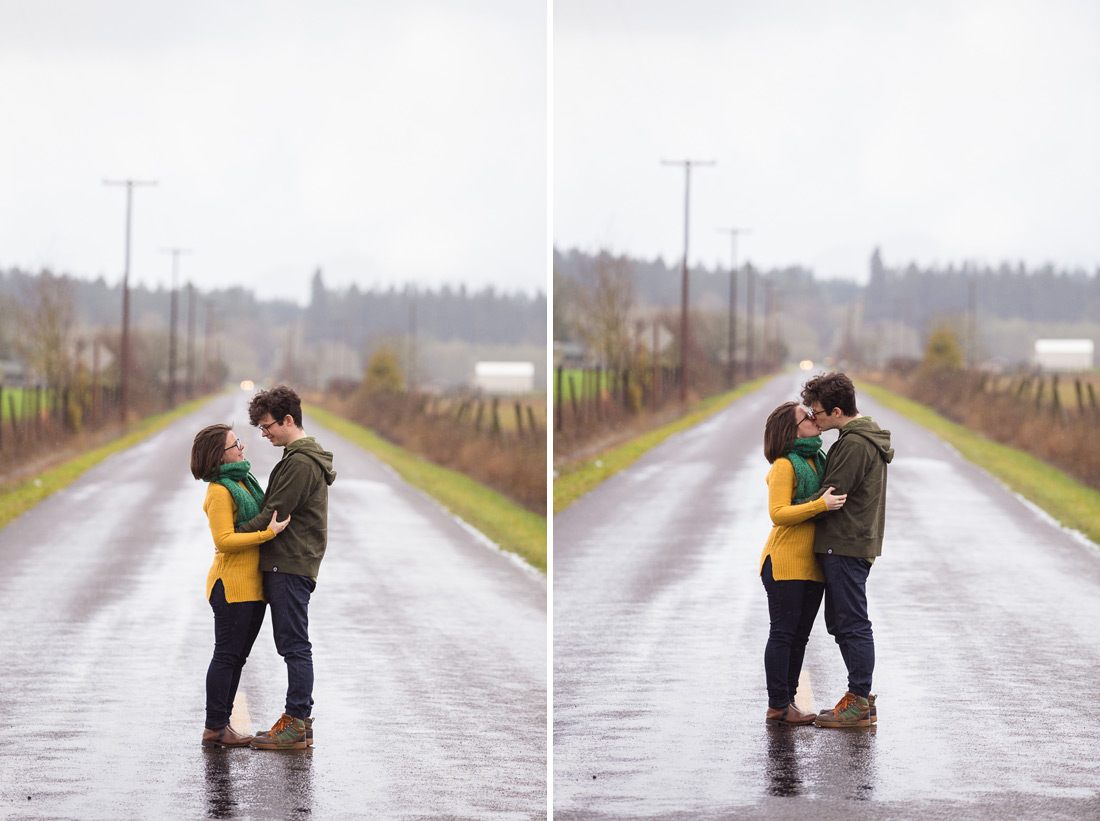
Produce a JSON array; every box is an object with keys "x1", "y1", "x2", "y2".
[
  {"x1": 204, "y1": 483, "x2": 276, "y2": 553},
  {"x1": 768, "y1": 458, "x2": 830, "y2": 526}
]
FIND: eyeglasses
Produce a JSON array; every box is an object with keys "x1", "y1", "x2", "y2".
[
  {"x1": 224, "y1": 439, "x2": 244, "y2": 452},
  {"x1": 259, "y1": 418, "x2": 284, "y2": 433},
  {"x1": 796, "y1": 414, "x2": 811, "y2": 426},
  {"x1": 806, "y1": 408, "x2": 820, "y2": 420}
]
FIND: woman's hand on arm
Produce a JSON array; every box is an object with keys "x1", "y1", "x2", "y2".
[
  {"x1": 268, "y1": 510, "x2": 291, "y2": 535},
  {"x1": 822, "y1": 486, "x2": 847, "y2": 510}
]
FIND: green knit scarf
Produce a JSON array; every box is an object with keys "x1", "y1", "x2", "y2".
[
  {"x1": 206, "y1": 460, "x2": 264, "y2": 525},
  {"x1": 786, "y1": 436, "x2": 825, "y2": 504}
]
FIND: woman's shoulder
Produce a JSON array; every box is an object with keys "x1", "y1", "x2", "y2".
[
  {"x1": 204, "y1": 481, "x2": 232, "y2": 500},
  {"x1": 766, "y1": 456, "x2": 795, "y2": 479}
]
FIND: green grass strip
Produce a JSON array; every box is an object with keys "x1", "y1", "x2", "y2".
[
  {"x1": 859, "y1": 381, "x2": 1100, "y2": 547},
  {"x1": 553, "y1": 375, "x2": 773, "y2": 515},
  {"x1": 304, "y1": 404, "x2": 547, "y2": 573},
  {"x1": 0, "y1": 396, "x2": 213, "y2": 532}
]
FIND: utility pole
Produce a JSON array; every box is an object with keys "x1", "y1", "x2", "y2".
[
  {"x1": 967, "y1": 276, "x2": 977, "y2": 369},
  {"x1": 745, "y1": 263, "x2": 756, "y2": 378},
  {"x1": 160, "y1": 247, "x2": 192, "y2": 407},
  {"x1": 103, "y1": 178, "x2": 157, "y2": 422},
  {"x1": 408, "y1": 294, "x2": 418, "y2": 391},
  {"x1": 662, "y1": 158, "x2": 715, "y2": 402},
  {"x1": 718, "y1": 227, "x2": 750, "y2": 386},
  {"x1": 186, "y1": 283, "x2": 196, "y2": 398}
]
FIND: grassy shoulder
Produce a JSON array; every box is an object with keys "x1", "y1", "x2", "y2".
[
  {"x1": 553, "y1": 375, "x2": 773, "y2": 515},
  {"x1": 859, "y1": 381, "x2": 1100, "y2": 546},
  {"x1": 0, "y1": 396, "x2": 213, "y2": 532},
  {"x1": 304, "y1": 404, "x2": 546, "y2": 573}
]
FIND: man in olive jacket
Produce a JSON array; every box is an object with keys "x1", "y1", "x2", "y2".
[
  {"x1": 237, "y1": 385, "x2": 336, "y2": 749},
  {"x1": 802, "y1": 372, "x2": 893, "y2": 728}
]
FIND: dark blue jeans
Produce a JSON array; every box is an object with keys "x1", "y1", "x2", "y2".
[
  {"x1": 760, "y1": 556, "x2": 825, "y2": 709},
  {"x1": 263, "y1": 571, "x2": 317, "y2": 720},
  {"x1": 819, "y1": 553, "x2": 875, "y2": 697},
  {"x1": 206, "y1": 579, "x2": 266, "y2": 729}
]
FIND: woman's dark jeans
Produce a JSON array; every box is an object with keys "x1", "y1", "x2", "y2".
[
  {"x1": 206, "y1": 579, "x2": 266, "y2": 730},
  {"x1": 761, "y1": 556, "x2": 825, "y2": 709}
]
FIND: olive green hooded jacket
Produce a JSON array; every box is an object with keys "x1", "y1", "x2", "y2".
[
  {"x1": 811, "y1": 417, "x2": 893, "y2": 559},
  {"x1": 238, "y1": 437, "x2": 337, "y2": 578}
]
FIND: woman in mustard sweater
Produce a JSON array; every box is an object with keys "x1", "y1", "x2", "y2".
[
  {"x1": 760, "y1": 401, "x2": 846, "y2": 726},
  {"x1": 190, "y1": 423, "x2": 289, "y2": 747}
]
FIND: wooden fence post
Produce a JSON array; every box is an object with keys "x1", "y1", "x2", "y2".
[
  {"x1": 514, "y1": 401, "x2": 524, "y2": 438},
  {"x1": 527, "y1": 406, "x2": 537, "y2": 438}
]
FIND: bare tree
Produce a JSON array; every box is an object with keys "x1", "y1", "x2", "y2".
[
  {"x1": 576, "y1": 252, "x2": 636, "y2": 371},
  {"x1": 15, "y1": 270, "x2": 76, "y2": 388}
]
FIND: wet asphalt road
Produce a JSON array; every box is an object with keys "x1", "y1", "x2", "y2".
[
  {"x1": 0, "y1": 391, "x2": 546, "y2": 820},
  {"x1": 554, "y1": 372, "x2": 1100, "y2": 820}
]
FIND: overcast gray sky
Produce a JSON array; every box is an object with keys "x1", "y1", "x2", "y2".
[
  {"x1": 555, "y1": 0, "x2": 1100, "y2": 282},
  {"x1": 0, "y1": 0, "x2": 546, "y2": 303}
]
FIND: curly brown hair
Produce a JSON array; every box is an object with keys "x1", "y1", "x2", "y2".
[
  {"x1": 191, "y1": 423, "x2": 232, "y2": 481},
  {"x1": 247, "y1": 384, "x2": 303, "y2": 429},
  {"x1": 801, "y1": 372, "x2": 858, "y2": 417}
]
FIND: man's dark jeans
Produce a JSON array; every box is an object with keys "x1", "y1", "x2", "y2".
[
  {"x1": 206, "y1": 579, "x2": 266, "y2": 730},
  {"x1": 760, "y1": 556, "x2": 826, "y2": 709},
  {"x1": 263, "y1": 571, "x2": 317, "y2": 720},
  {"x1": 818, "y1": 553, "x2": 875, "y2": 697}
]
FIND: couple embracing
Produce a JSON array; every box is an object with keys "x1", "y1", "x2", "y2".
[
  {"x1": 759, "y1": 372, "x2": 894, "y2": 728},
  {"x1": 189, "y1": 385, "x2": 337, "y2": 750}
]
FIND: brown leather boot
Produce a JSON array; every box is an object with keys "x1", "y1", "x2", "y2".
[
  {"x1": 202, "y1": 724, "x2": 253, "y2": 747},
  {"x1": 765, "y1": 703, "x2": 816, "y2": 726},
  {"x1": 814, "y1": 691, "x2": 871, "y2": 728}
]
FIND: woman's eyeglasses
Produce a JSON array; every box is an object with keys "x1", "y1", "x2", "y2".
[{"x1": 224, "y1": 439, "x2": 244, "y2": 452}]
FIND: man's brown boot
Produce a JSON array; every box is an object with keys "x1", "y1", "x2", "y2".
[
  {"x1": 250, "y1": 713, "x2": 308, "y2": 750},
  {"x1": 815, "y1": 691, "x2": 871, "y2": 728},
  {"x1": 765, "y1": 703, "x2": 816, "y2": 726},
  {"x1": 254, "y1": 716, "x2": 313, "y2": 746},
  {"x1": 201, "y1": 724, "x2": 253, "y2": 747}
]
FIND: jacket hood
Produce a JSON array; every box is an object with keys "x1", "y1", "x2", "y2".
[
  {"x1": 286, "y1": 437, "x2": 337, "y2": 485},
  {"x1": 842, "y1": 417, "x2": 894, "y2": 464}
]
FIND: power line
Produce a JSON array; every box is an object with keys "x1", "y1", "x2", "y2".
[
  {"x1": 661, "y1": 158, "x2": 715, "y2": 402},
  {"x1": 160, "y1": 247, "x2": 192, "y2": 406},
  {"x1": 103, "y1": 178, "x2": 157, "y2": 422},
  {"x1": 718, "y1": 227, "x2": 750, "y2": 386}
]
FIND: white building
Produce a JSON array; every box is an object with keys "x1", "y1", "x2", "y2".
[
  {"x1": 474, "y1": 361, "x2": 535, "y2": 395},
  {"x1": 1034, "y1": 339, "x2": 1094, "y2": 372}
]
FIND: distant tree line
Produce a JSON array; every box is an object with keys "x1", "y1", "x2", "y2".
[
  {"x1": 0, "y1": 266, "x2": 546, "y2": 389},
  {"x1": 0, "y1": 266, "x2": 545, "y2": 349},
  {"x1": 554, "y1": 246, "x2": 1100, "y2": 370}
]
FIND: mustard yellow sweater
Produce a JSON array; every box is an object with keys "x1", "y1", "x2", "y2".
[
  {"x1": 203, "y1": 482, "x2": 275, "y2": 603},
  {"x1": 759, "y1": 457, "x2": 829, "y2": 582}
]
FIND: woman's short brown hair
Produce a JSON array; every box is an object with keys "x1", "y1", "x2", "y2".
[
  {"x1": 191, "y1": 423, "x2": 232, "y2": 481},
  {"x1": 763, "y1": 401, "x2": 800, "y2": 464}
]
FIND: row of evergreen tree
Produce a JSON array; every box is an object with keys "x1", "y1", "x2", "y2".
[
  {"x1": 554, "y1": 246, "x2": 1100, "y2": 326},
  {"x1": 0, "y1": 267, "x2": 546, "y2": 350}
]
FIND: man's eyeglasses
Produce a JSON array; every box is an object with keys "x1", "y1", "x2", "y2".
[
  {"x1": 260, "y1": 418, "x2": 284, "y2": 433},
  {"x1": 806, "y1": 408, "x2": 820, "y2": 420},
  {"x1": 224, "y1": 439, "x2": 244, "y2": 452}
]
